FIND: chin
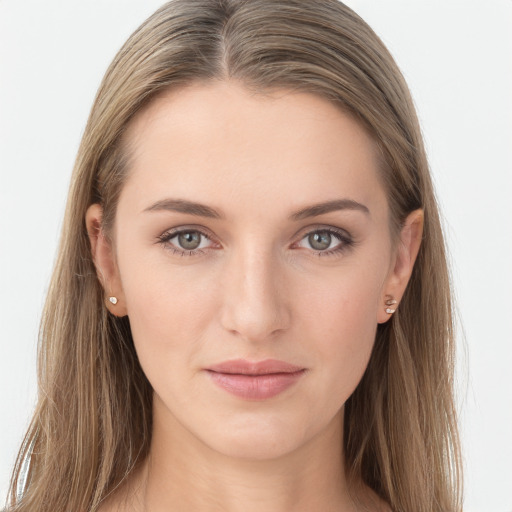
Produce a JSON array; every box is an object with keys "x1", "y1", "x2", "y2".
[
  {"x1": 196, "y1": 410, "x2": 316, "y2": 461},
  {"x1": 210, "y1": 430, "x2": 306, "y2": 461}
]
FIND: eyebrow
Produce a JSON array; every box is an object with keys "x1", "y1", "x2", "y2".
[
  {"x1": 144, "y1": 198, "x2": 223, "y2": 218},
  {"x1": 290, "y1": 198, "x2": 369, "y2": 220},
  {"x1": 143, "y1": 198, "x2": 370, "y2": 220}
]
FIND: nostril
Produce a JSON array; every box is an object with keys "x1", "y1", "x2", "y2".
[{"x1": 218, "y1": 253, "x2": 291, "y2": 340}]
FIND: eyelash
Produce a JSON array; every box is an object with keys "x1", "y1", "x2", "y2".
[
  {"x1": 296, "y1": 227, "x2": 354, "y2": 257},
  {"x1": 156, "y1": 226, "x2": 354, "y2": 258},
  {"x1": 156, "y1": 228, "x2": 215, "y2": 258}
]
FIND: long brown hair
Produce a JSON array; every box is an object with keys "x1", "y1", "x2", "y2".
[{"x1": 7, "y1": 1, "x2": 462, "y2": 511}]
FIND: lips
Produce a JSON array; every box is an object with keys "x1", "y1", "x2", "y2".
[{"x1": 205, "y1": 359, "x2": 306, "y2": 400}]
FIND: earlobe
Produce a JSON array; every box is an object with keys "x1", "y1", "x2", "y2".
[
  {"x1": 377, "y1": 209, "x2": 424, "y2": 324},
  {"x1": 85, "y1": 204, "x2": 127, "y2": 317}
]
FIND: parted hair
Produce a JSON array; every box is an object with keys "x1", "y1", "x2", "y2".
[{"x1": 7, "y1": 1, "x2": 462, "y2": 511}]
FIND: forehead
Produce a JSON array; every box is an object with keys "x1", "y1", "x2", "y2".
[{"x1": 120, "y1": 80, "x2": 387, "y2": 219}]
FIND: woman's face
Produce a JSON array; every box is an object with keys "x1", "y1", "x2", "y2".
[{"x1": 97, "y1": 81, "x2": 406, "y2": 460}]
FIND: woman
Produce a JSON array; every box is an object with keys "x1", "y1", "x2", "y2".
[{"x1": 6, "y1": 1, "x2": 462, "y2": 511}]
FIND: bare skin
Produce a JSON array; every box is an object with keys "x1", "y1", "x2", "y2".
[{"x1": 88, "y1": 81, "x2": 422, "y2": 512}]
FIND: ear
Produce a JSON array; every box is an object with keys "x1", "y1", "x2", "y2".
[
  {"x1": 85, "y1": 204, "x2": 127, "y2": 317},
  {"x1": 377, "y1": 209, "x2": 424, "y2": 324}
]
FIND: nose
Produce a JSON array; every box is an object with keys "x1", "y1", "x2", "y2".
[{"x1": 219, "y1": 245, "x2": 291, "y2": 343}]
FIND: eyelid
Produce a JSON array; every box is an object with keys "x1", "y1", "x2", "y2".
[
  {"x1": 156, "y1": 224, "x2": 354, "y2": 257},
  {"x1": 157, "y1": 224, "x2": 215, "y2": 240},
  {"x1": 292, "y1": 225, "x2": 354, "y2": 253},
  {"x1": 156, "y1": 225, "x2": 218, "y2": 251},
  {"x1": 293, "y1": 224, "x2": 353, "y2": 241}
]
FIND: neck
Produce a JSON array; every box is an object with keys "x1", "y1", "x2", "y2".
[
  {"x1": 106, "y1": 398, "x2": 385, "y2": 512},
  {"x1": 133, "y1": 402, "x2": 362, "y2": 512}
]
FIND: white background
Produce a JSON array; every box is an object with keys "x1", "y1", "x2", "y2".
[{"x1": 0, "y1": 1, "x2": 511, "y2": 510}]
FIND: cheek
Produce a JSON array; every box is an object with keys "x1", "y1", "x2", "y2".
[
  {"x1": 117, "y1": 250, "x2": 218, "y2": 373},
  {"x1": 119, "y1": 264, "x2": 222, "y2": 423},
  {"x1": 298, "y1": 263, "x2": 384, "y2": 397},
  {"x1": 318, "y1": 295, "x2": 377, "y2": 388}
]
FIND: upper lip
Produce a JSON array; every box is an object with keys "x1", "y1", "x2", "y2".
[{"x1": 206, "y1": 359, "x2": 304, "y2": 375}]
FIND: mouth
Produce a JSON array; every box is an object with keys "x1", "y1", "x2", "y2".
[{"x1": 205, "y1": 359, "x2": 306, "y2": 400}]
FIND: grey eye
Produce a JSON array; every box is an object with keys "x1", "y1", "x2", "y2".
[
  {"x1": 178, "y1": 231, "x2": 202, "y2": 250},
  {"x1": 308, "y1": 231, "x2": 332, "y2": 250}
]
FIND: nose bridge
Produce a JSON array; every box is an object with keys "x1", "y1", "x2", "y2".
[{"x1": 220, "y1": 241, "x2": 290, "y2": 341}]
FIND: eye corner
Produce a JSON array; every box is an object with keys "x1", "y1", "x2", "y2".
[
  {"x1": 156, "y1": 226, "x2": 219, "y2": 257},
  {"x1": 294, "y1": 226, "x2": 355, "y2": 258}
]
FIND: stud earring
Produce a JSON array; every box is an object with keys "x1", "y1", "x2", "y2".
[
  {"x1": 109, "y1": 296, "x2": 118, "y2": 305},
  {"x1": 385, "y1": 296, "x2": 397, "y2": 314}
]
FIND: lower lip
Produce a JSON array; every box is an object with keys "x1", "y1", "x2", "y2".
[{"x1": 206, "y1": 370, "x2": 305, "y2": 400}]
